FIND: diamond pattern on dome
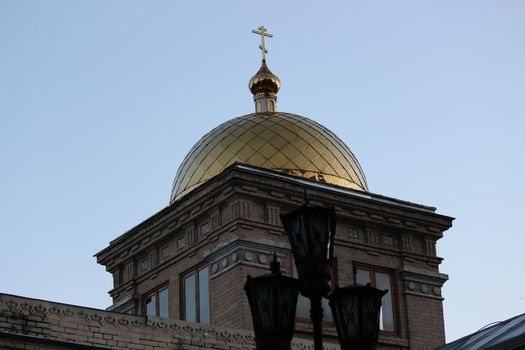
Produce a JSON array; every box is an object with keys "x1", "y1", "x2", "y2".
[{"x1": 170, "y1": 112, "x2": 367, "y2": 202}]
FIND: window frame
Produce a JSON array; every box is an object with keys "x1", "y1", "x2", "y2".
[
  {"x1": 142, "y1": 282, "x2": 169, "y2": 318},
  {"x1": 353, "y1": 262, "x2": 399, "y2": 335},
  {"x1": 180, "y1": 263, "x2": 211, "y2": 324}
]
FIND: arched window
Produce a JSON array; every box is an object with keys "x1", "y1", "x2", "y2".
[{"x1": 268, "y1": 100, "x2": 275, "y2": 111}]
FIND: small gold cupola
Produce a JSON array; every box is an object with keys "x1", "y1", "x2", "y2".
[{"x1": 249, "y1": 26, "x2": 280, "y2": 113}]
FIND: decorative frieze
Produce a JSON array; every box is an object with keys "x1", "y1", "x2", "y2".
[
  {"x1": 400, "y1": 265, "x2": 448, "y2": 300},
  {"x1": 366, "y1": 226, "x2": 379, "y2": 245},
  {"x1": 177, "y1": 236, "x2": 187, "y2": 251},
  {"x1": 425, "y1": 239, "x2": 437, "y2": 257},
  {"x1": 406, "y1": 281, "x2": 442, "y2": 297},
  {"x1": 347, "y1": 227, "x2": 359, "y2": 240},
  {"x1": 138, "y1": 255, "x2": 150, "y2": 274},
  {"x1": 231, "y1": 201, "x2": 240, "y2": 219},
  {"x1": 401, "y1": 234, "x2": 413, "y2": 252},
  {"x1": 204, "y1": 235, "x2": 290, "y2": 279},
  {"x1": 383, "y1": 234, "x2": 394, "y2": 247},
  {"x1": 267, "y1": 205, "x2": 280, "y2": 225},
  {"x1": 125, "y1": 260, "x2": 134, "y2": 282},
  {"x1": 186, "y1": 223, "x2": 197, "y2": 246},
  {"x1": 210, "y1": 209, "x2": 222, "y2": 231},
  {"x1": 112, "y1": 269, "x2": 120, "y2": 288},
  {"x1": 241, "y1": 201, "x2": 251, "y2": 218}
]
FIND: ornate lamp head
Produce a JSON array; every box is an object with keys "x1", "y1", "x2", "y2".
[
  {"x1": 280, "y1": 205, "x2": 337, "y2": 299},
  {"x1": 244, "y1": 255, "x2": 301, "y2": 350},
  {"x1": 328, "y1": 284, "x2": 388, "y2": 349}
]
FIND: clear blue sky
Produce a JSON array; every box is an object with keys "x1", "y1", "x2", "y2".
[{"x1": 1, "y1": 0, "x2": 524, "y2": 343}]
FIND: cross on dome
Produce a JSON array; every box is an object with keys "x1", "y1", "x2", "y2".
[
  {"x1": 252, "y1": 25, "x2": 273, "y2": 61},
  {"x1": 249, "y1": 25, "x2": 280, "y2": 113}
]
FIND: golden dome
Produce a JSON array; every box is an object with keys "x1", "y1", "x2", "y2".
[
  {"x1": 170, "y1": 112, "x2": 367, "y2": 202},
  {"x1": 249, "y1": 60, "x2": 281, "y2": 95}
]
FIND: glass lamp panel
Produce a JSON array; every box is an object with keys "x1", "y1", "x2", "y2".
[
  {"x1": 158, "y1": 288, "x2": 169, "y2": 318},
  {"x1": 275, "y1": 277, "x2": 300, "y2": 330},
  {"x1": 285, "y1": 213, "x2": 307, "y2": 259},
  {"x1": 329, "y1": 289, "x2": 359, "y2": 344},
  {"x1": 361, "y1": 289, "x2": 380, "y2": 339},
  {"x1": 376, "y1": 272, "x2": 394, "y2": 331},
  {"x1": 146, "y1": 295, "x2": 156, "y2": 316},
  {"x1": 308, "y1": 208, "x2": 329, "y2": 259},
  {"x1": 248, "y1": 280, "x2": 273, "y2": 333},
  {"x1": 330, "y1": 285, "x2": 385, "y2": 347},
  {"x1": 199, "y1": 267, "x2": 210, "y2": 324},
  {"x1": 184, "y1": 274, "x2": 196, "y2": 322}
]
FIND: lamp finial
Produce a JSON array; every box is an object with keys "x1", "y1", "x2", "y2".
[{"x1": 270, "y1": 252, "x2": 280, "y2": 274}]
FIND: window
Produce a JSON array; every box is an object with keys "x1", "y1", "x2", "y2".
[
  {"x1": 144, "y1": 285, "x2": 169, "y2": 318},
  {"x1": 292, "y1": 257, "x2": 335, "y2": 322},
  {"x1": 182, "y1": 266, "x2": 210, "y2": 324},
  {"x1": 200, "y1": 222, "x2": 210, "y2": 235},
  {"x1": 161, "y1": 245, "x2": 171, "y2": 259},
  {"x1": 354, "y1": 264, "x2": 396, "y2": 332}
]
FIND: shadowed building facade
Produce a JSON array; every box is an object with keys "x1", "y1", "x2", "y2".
[{"x1": 0, "y1": 29, "x2": 453, "y2": 350}]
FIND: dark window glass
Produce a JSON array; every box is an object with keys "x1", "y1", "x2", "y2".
[
  {"x1": 184, "y1": 274, "x2": 196, "y2": 322},
  {"x1": 183, "y1": 266, "x2": 210, "y2": 324},
  {"x1": 356, "y1": 269, "x2": 371, "y2": 285},
  {"x1": 146, "y1": 294, "x2": 156, "y2": 316},
  {"x1": 356, "y1": 267, "x2": 396, "y2": 332},
  {"x1": 376, "y1": 272, "x2": 394, "y2": 331},
  {"x1": 199, "y1": 267, "x2": 210, "y2": 324},
  {"x1": 159, "y1": 288, "x2": 169, "y2": 318},
  {"x1": 144, "y1": 285, "x2": 169, "y2": 318}
]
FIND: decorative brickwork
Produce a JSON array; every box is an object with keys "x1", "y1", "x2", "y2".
[{"x1": 0, "y1": 294, "x2": 339, "y2": 349}]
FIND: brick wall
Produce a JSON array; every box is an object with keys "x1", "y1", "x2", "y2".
[{"x1": 0, "y1": 293, "x2": 340, "y2": 350}]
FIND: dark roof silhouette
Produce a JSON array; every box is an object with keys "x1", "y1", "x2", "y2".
[{"x1": 437, "y1": 313, "x2": 525, "y2": 350}]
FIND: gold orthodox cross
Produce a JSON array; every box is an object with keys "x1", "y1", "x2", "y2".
[{"x1": 252, "y1": 25, "x2": 273, "y2": 60}]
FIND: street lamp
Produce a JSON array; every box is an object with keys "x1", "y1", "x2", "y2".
[
  {"x1": 244, "y1": 255, "x2": 301, "y2": 350},
  {"x1": 280, "y1": 205, "x2": 336, "y2": 350},
  {"x1": 245, "y1": 204, "x2": 387, "y2": 350}
]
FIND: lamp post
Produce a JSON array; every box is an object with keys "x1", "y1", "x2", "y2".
[
  {"x1": 245, "y1": 204, "x2": 387, "y2": 350},
  {"x1": 280, "y1": 205, "x2": 336, "y2": 350}
]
